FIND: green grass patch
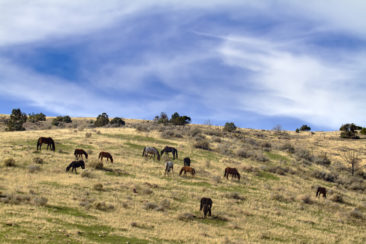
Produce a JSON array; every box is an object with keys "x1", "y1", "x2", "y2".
[
  {"x1": 125, "y1": 142, "x2": 145, "y2": 151},
  {"x1": 46, "y1": 205, "x2": 96, "y2": 219},
  {"x1": 195, "y1": 215, "x2": 228, "y2": 226},
  {"x1": 39, "y1": 181, "x2": 65, "y2": 188},
  {"x1": 105, "y1": 170, "x2": 135, "y2": 178},
  {"x1": 256, "y1": 171, "x2": 280, "y2": 181},
  {"x1": 178, "y1": 179, "x2": 211, "y2": 187},
  {"x1": 265, "y1": 152, "x2": 290, "y2": 162}
]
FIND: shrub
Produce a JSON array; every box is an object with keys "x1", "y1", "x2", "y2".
[
  {"x1": 28, "y1": 165, "x2": 41, "y2": 173},
  {"x1": 95, "y1": 202, "x2": 114, "y2": 211},
  {"x1": 6, "y1": 108, "x2": 27, "y2": 131},
  {"x1": 331, "y1": 194, "x2": 344, "y2": 203},
  {"x1": 295, "y1": 128, "x2": 300, "y2": 133},
  {"x1": 223, "y1": 122, "x2": 237, "y2": 132},
  {"x1": 295, "y1": 149, "x2": 314, "y2": 162},
  {"x1": 300, "y1": 195, "x2": 313, "y2": 204},
  {"x1": 314, "y1": 153, "x2": 331, "y2": 166},
  {"x1": 52, "y1": 116, "x2": 72, "y2": 126},
  {"x1": 340, "y1": 123, "x2": 360, "y2": 139},
  {"x1": 190, "y1": 128, "x2": 202, "y2": 137},
  {"x1": 350, "y1": 208, "x2": 363, "y2": 219},
  {"x1": 28, "y1": 113, "x2": 46, "y2": 123},
  {"x1": 236, "y1": 149, "x2": 250, "y2": 158},
  {"x1": 4, "y1": 158, "x2": 16, "y2": 167},
  {"x1": 194, "y1": 140, "x2": 210, "y2": 150},
  {"x1": 94, "y1": 113, "x2": 109, "y2": 127},
  {"x1": 312, "y1": 170, "x2": 337, "y2": 182},
  {"x1": 33, "y1": 157, "x2": 44, "y2": 164},
  {"x1": 33, "y1": 197, "x2": 48, "y2": 206},
  {"x1": 300, "y1": 124, "x2": 311, "y2": 131},
  {"x1": 360, "y1": 128, "x2": 366, "y2": 135},
  {"x1": 85, "y1": 132, "x2": 92, "y2": 138},
  {"x1": 90, "y1": 161, "x2": 103, "y2": 170},
  {"x1": 280, "y1": 143, "x2": 295, "y2": 153},
  {"x1": 110, "y1": 117, "x2": 125, "y2": 127},
  {"x1": 178, "y1": 213, "x2": 196, "y2": 221},
  {"x1": 81, "y1": 170, "x2": 93, "y2": 178},
  {"x1": 170, "y1": 112, "x2": 191, "y2": 126},
  {"x1": 144, "y1": 202, "x2": 158, "y2": 210},
  {"x1": 93, "y1": 183, "x2": 103, "y2": 191}
]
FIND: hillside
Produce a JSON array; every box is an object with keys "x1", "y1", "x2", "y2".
[{"x1": 0, "y1": 118, "x2": 366, "y2": 243}]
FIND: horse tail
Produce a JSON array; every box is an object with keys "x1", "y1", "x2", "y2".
[
  {"x1": 66, "y1": 163, "x2": 72, "y2": 172},
  {"x1": 51, "y1": 139, "x2": 55, "y2": 151},
  {"x1": 192, "y1": 168, "x2": 196, "y2": 175}
]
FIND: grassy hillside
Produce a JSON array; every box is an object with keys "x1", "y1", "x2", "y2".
[{"x1": 0, "y1": 119, "x2": 366, "y2": 243}]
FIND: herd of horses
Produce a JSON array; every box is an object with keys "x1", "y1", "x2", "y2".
[{"x1": 36, "y1": 136, "x2": 327, "y2": 218}]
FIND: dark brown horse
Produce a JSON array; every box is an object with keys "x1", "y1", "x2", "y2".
[
  {"x1": 224, "y1": 167, "x2": 240, "y2": 181},
  {"x1": 66, "y1": 160, "x2": 85, "y2": 174},
  {"x1": 99, "y1": 152, "x2": 113, "y2": 163},
  {"x1": 161, "y1": 146, "x2": 178, "y2": 159},
  {"x1": 316, "y1": 186, "x2": 327, "y2": 198},
  {"x1": 74, "y1": 149, "x2": 88, "y2": 159},
  {"x1": 200, "y1": 197, "x2": 213, "y2": 218},
  {"x1": 179, "y1": 166, "x2": 195, "y2": 176},
  {"x1": 37, "y1": 137, "x2": 55, "y2": 151},
  {"x1": 183, "y1": 157, "x2": 191, "y2": 166}
]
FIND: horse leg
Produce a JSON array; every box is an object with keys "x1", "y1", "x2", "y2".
[{"x1": 208, "y1": 206, "x2": 212, "y2": 216}]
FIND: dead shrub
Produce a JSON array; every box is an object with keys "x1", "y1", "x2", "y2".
[
  {"x1": 212, "y1": 136, "x2": 221, "y2": 143},
  {"x1": 236, "y1": 149, "x2": 251, "y2": 158},
  {"x1": 33, "y1": 196, "x2": 48, "y2": 206},
  {"x1": 314, "y1": 153, "x2": 331, "y2": 166},
  {"x1": 271, "y1": 193, "x2": 288, "y2": 202},
  {"x1": 28, "y1": 165, "x2": 41, "y2": 173},
  {"x1": 349, "y1": 208, "x2": 363, "y2": 219},
  {"x1": 194, "y1": 140, "x2": 210, "y2": 150},
  {"x1": 4, "y1": 158, "x2": 16, "y2": 167},
  {"x1": 136, "y1": 124, "x2": 150, "y2": 132},
  {"x1": 85, "y1": 132, "x2": 92, "y2": 138},
  {"x1": 217, "y1": 143, "x2": 233, "y2": 156},
  {"x1": 81, "y1": 170, "x2": 93, "y2": 178},
  {"x1": 190, "y1": 128, "x2": 202, "y2": 137},
  {"x1": 295, "y1": 149, "x2": 314, "y2": 162},
  {"x1": 178, "y1": 213, "x2": 196, "y2": 221},
  {"x1": 90, "y1": 161, "x2": 103, "y2": 170},
  {"x1": 312, "y1": 170, "x2": 337, "y2": 182},
  {"x1": 0, "y1": 193, "x2": 31, "y2": 205},
  {"x1": 161, "y1": 130, "x2": 183, "y2": 139},
  {"x1": 280, "y1": 143, "x2": 295, "y2": 153},
  {"x1": 225, "y1": 192, "x2": 246, "y2": 201},
  {"x1": 331, "y1": 194, "x2": 345, "y2": 204},
  {"x1": 266, "y1": 166, "x2": 289, "y2": 175},
  {"x1": 252, "y1": 152, "x2": 268, "y2": 162},
  {"x1": 93, "y1": 183, "x2": 103, "y2": 191},
  {"x1": 212, "y1": 176, "x2": 222, "y2": 184},
  {"x1": 95, "y1": 202, "x2": 114, "y2": 211},
  {"x1": 144, "y1": 202, "x2": 158, "y2": 210},
  {"x1": 33, "y1": 157, "x2": 44, "y2": 164},
  {"x1": 300, "y1": 194, "x2": 313, "y2": 204}
]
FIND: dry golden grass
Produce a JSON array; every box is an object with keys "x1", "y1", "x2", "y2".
[{"x1": 0, "y1": 120, "x2": 366, "y2": 243}]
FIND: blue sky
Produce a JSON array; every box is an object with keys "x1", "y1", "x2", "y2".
[{"x1": 1, "y1": 1, "x2": 366, "y2": 130}]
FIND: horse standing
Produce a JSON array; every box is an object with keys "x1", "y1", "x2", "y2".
[
  {"x1": 224, "y1": 167, "x2": 240, "y2": 181},
  {"x1": 161, "y1": 146, "x2": 178, "y2": 160},
  {"x1": 37, "y1": 137, "x2": 55, "y2": 151},
  {"x1": 66, "y1": 160, "x2": 85, "y2": 174},
  {"x1": 165, "y1": 161, "x2": 174, "y2": 176},
  {"x1": 142, "y1": 147, "x2": 160, "y2": 161},
  {"x1": 99, "y1": 152, "x2": 113, "y2": 163},
  {"x1": 74, "y1": 149, "x2": 88, "y2": 159},
  {"x1": 179, "y1": 166, "x2": 195, "y2": 176},
  {"x1": 200, "y1": 197, "x2": 213, "y2": 218},
  {"x1": 183, "y1": 157, "x2": 191, "y2": 166},
  {"x1": 316, "y1": 187, "x2": 327, "y2": 198}
]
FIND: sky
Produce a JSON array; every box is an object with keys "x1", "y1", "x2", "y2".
[{"x1": 1, "y1": 0, "x2": 366, "y2": 130}]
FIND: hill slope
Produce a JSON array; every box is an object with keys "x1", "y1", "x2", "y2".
[{"x1": 0, "y1": 120, "x2": 366, "y2": 243}]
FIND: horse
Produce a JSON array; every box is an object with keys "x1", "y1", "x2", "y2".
[
  {"x1": 316, "y1": 186, "x2": 327, "y2": 198},
  {"x1": 99, "y1": 152, "x2": 113, "y2": 163},
  {"x1": 165, "y1": 161, "x2": 174, "y2": 176},
  {"x1": 200, "y1": 197, "x2": 213, "y2": 218},
  {"x1": 66, "y1": 160, "x2": 85, "y2": 174},
  {"x1": 224, "y1": 167, "x2": 240, "y2": 181},
  {"x1": 161, "y1": 146, "x2": 178, "y2": 160},
  {"x1": 142, "y1": 147, "x2": 160, "y2": 161},
  {"x1": 74, "y1": 149, "x2": 88, "y2": 159},
  {"x1": 37, "y1": 137, "x2": 55, "y2": 151},
  {"x1": 183, "y1": 157, "x2": 191, "y2": 166},
  {"x1": 179, "y1": 166, "x2": 195, "y2": 176}
]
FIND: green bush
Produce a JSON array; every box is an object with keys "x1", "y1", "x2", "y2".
[
  {"x1": 170, "y1": 112, "x2": 191, "y2": 125},
  {"x1": 110, "y1": 117, "x2": 125, "y2": 126},
  {"x1": 360, "y1": 128, "x2": 366, "y2": 135},
  {"x1": 300, "y1": 124, "x2": 311, "y2": 131},
  {"x1": 52, "y1": 115, "x2": 72, "y2": 126},
  {"x1": 6, "y1": 108, "x2": 27, "y2": 131},
  {"x1": 223, "y1": 122, "x2": 237, "y2": 132},
  {"x1": 340, "y1": 123, "x2": 361, "y2": 139},
  {"x1": 94, "y1": 113, "x2": 109, "y2": 127},
  {"x1": 28, "y1": 113, "x2": 46, "y2": 123}
]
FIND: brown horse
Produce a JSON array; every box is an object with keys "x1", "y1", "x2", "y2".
[
  {"x1": 200, "y1": 197, "x2": 213, "y2": 218},
  {"x1": 99, "y1": 152, "x2": 113, "y2": 163},
  {"x1": 37, "y1": 137, "x2": 55, "y2": 151},
  {"x1": 224, "y1": 167, "x2": 240, "y2": 181},
  {"x1": 316, "y1": 186, "x2": 327, "y2": 198},
  {"x1": 74, "y1": 149, "x2": 88, "y2": 159},
  {"x1": 179, "y1": 166, "x2": 195, "y2": 176}
]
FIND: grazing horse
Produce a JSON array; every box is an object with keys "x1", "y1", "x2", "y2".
[
  {"x1": 183, "y1": 157, "x2": 191, "y2": 166},
  {"x1": 74, "y1": 149, "x2": 88, "y2": 159},
  {"x1": 66, "y1": 160, "x2": 85, "y2": 174},
  {"x1": 179, "y1": 166, "x2": 195, "y2": 176},
  {"x1": 224, "y1": 167, "x2": 240, "y2": 181},
  {"x1": 142, "y1": 147, "x2": 160, "y2": 161},
  {"x1": 37, "y1": 137, "x2": 55, "y2": 151},
  {"x1": 200, "y1": 197, "x2": 213, "y2": 218},
  {"x1": 161, "y1": 146, "x2": 178, "y2": 160},
  {"x1": 165, "y1": 161, "x2": 174, "y2": 176},
  {"x1": 316, "y1": 186, "x2": 327, "y2": 198},
  {"x1": 99, "y1": 152, "x2": 113, "y2": 163}
]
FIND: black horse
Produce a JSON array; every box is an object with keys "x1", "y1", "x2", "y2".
[
  {"x1": 200, "y1": 197, "x2": 213, "y2": 218},
  {"x1": 316, "y1": 187, "x2": 327, "y2": 198},
  {"x1": 37, "y1": 137, "x2": 55, "y2": 151},
  {"x1": 161, "y1": 146, "x2": 178, "y2": 159},
  {"x1": 184, "y1": 157, "x2": 191, "y2": 166},
  {"x1": 74, "y1": 149, "x2": 88, "y2": 159},
  {"x1": 66, "y1": 160, "x2": 85, "y2": 174}
]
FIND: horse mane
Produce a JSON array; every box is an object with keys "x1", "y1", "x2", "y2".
[{"x1": 66, "y1": 162, "x2": 73, "y2": 172}]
